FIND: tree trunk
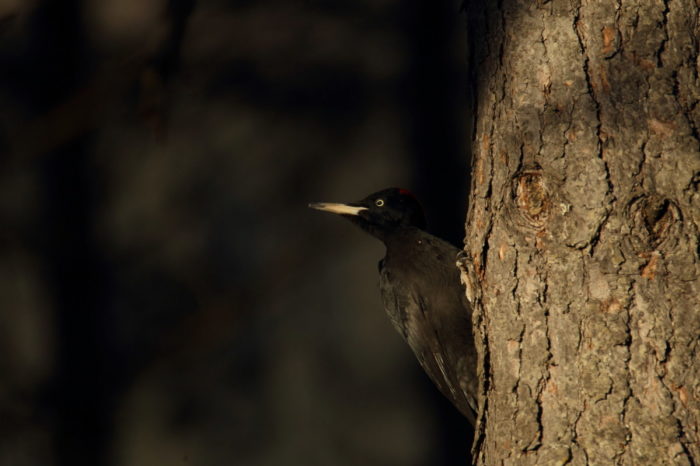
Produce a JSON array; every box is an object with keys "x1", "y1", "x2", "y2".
[{"x1": 461, "y1": 0, "x2": 700, "y2": 464}]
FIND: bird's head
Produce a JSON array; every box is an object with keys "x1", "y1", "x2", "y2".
[{"x1": 309, "y1": 188, "x2": 427, "y2": 241}]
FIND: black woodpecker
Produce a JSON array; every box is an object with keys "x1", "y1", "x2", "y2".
[{"x1": 309, "y1": 188, "x2": 477, "y2": 425}]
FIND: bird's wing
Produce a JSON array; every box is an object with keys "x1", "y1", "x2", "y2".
[
  {"x1": 409, "y1": 292, "x2": 477, "y2": 424},
  {"x1": 379, "y1": 263, "x2": 476, "y2": 423}
]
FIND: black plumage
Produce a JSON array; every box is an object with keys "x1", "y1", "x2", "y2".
[{"x1": 309, "y1": 188, "x2": 477, "y2": 424}]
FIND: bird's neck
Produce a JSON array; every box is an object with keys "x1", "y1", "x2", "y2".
[{"x1": 382, "y1": 227, "x2": 425, "y2": 254}]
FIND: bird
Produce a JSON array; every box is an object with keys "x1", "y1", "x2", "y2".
[{"x1": 309, "y1": 188, "x2": 477, "y2": 424}]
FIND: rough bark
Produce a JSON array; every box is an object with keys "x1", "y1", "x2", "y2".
[{"x1": 460, "y1": 0, "x2": 700, "y2": 464}]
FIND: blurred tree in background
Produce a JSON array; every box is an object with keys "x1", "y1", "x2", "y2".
[{"x1": 0, "y1": 1, "x2": 471, "y2": 465}]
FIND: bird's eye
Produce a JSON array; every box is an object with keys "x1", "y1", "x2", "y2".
[{"x1": 375, "y1": 199, "x2": 385, "y2": 207}]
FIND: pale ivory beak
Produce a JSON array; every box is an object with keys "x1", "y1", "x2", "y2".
[{"x1": 308, "y1": 202, "x2": 368, "y2": 216}]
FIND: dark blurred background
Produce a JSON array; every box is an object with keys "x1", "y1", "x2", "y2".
[{"x1": 0, "y1": 0, "x2": 472, "y2": 464}]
